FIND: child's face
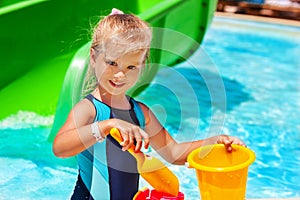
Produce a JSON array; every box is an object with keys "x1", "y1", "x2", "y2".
[{"x1": 91, "y1": 49, "x2": 146, "y2": 96}]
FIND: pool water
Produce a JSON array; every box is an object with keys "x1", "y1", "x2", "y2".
[
  {"x1": 1, "y1": 17, "x2": 299, "y2": 199},
  {"x1": 202, "y1": 17, "x2": 300, "y2": 198}
]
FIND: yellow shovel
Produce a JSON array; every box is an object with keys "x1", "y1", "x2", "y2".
[{"x1": 110, "y1": 128, "x2": 179, "y2": 196}]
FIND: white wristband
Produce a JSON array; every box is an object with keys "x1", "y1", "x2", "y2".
[{"x1": 91, "y1": 122, "x2": 104, "y2": 142}]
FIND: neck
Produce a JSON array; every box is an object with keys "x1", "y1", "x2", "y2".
[{"x1": 95, "y1": 86, "x2": 131, "y2": 109}]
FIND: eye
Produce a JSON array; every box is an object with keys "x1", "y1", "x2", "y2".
[
  {"x1": 106, "y1": 60, "x2": 117, "y2": 66},
  {"x1": 127, "y1": 65, "x2": 137, "y2": 70}
]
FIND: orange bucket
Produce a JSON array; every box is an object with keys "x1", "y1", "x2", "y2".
[{"x1": 187, "y1": 144, "x2": 255, "y2": 200}]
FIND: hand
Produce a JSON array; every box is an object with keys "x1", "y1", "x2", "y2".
[
  {"x1": 217, "y1": 134, "x2": 246, "y2": 152},
  {"x1": 110, "y1": 119, "x2": 150, "y2": 152}
]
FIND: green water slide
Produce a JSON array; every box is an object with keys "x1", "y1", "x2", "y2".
[{"x1": 0, "y1": 0, "x2": 217, "y2": 138}]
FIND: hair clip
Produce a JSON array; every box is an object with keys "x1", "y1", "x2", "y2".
[{"x1": 110, "y1": 8, "x2": 124, "y2": 15}]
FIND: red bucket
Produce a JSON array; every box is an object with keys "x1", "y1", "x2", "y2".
[{"x1": 133, "y1": 188, "x2": 184, "y2": 200}]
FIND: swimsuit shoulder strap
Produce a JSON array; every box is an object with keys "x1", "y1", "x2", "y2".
[
  {"x1": 86, "y1": 94, "x2": 145, "y2": 129},
  {"x1": 86, "y1": 94, "x2": 110, "y2": 121},
  {"x1": 130, "y1": 98, "x2": 145, "y2": 129}
]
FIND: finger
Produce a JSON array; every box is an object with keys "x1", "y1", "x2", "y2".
[
  {"x1": 237, "y1": 139, "x2": 246, "y2": 147},
  {"x1": 226, "y1": 144, "x2": 233, "y2": 152},
  {"x1": 130, "y1": 127, "x2": 142, "y2": 152},
  {"x1": 134, "y1": 134, "x2": 142, "y2": 153},
  {"x1": 133, "y1": 126, "x2": 147, "y2": 152},
  {"x1": 144, "y1": 137, "x2": 150, "y2": 150},
  {"x1": 238, "y1": 141, "x2": 247, "y2": 147},
  {"x1": 231, "y1": 137, "x2": 247, "y2": 147},
  {"x1": 128, "y1": 132, "x2": 135, "y2": 148},
  {"x1": 140, "y1": 130, "x2": 150, "y2": 150},
  {"x1": 120, "y1": 130, "x2": 129, "y2": 147},
  {"x1": 219, "y1": 135, "x2": 233, "y2": 152},
  {"x1": 122, "y1": 131, "x2": 134, "y2": 151}
]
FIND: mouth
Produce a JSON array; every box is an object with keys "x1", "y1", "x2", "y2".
[{"x1": 109, "y1": 80, "x2": 126, "y2": 88}]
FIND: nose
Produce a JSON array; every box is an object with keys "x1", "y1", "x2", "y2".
[{"x1": 113, "y1": 69, "x2": 125, "y2": 80}]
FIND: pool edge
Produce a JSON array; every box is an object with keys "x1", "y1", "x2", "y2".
[{"x1": 215, "y1": 12, "x2": 300, "y2": 27}]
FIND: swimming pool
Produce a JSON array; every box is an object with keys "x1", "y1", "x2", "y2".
[{"x1": 0, "y1": 16, "x2": 299, "y2": 199}]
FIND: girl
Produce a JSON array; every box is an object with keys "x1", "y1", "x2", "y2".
[{"x1": 52, "y1": 8, "x2": 245, "y2": 200}]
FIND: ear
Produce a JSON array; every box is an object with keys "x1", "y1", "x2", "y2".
[{"x1": 90, "y1": 48, "x2": 97, "y2": 66}]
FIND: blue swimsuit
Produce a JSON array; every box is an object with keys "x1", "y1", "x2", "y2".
[{"x1": 71, "y1": 94, "x2": 145, "y2": 200}]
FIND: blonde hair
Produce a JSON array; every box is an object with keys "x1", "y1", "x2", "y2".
[{"x1": 81, "y1": 12, "x2": 152, "y2": 97}]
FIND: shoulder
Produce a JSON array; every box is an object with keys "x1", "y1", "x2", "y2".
[
  {"x1": 130, "y1": 98, "x2": 149, "y2": 112},
  {"x1": 135, "y1": 101, "x2": 148, "y2": 111},
  {"x1": 70, "y1": 97, "x2": 96, "y2": 125},
  {"x1": 133, "y1": 100, "x2": 153, "y2": 126},
  {"x1": 73, "y1": 98, "x2": 94, "y2": 112},
  {"x1": 133, "y1": 101, "x2": 164, "y2": 135}
]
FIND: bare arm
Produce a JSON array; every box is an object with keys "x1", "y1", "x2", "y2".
[
  {"x1": 52, "y1": 99, "x2": 150, "y2": 158},
  {"x1": 140, "y1": 103, "x2": 245, "y2": 165},
  {"x1": 52, "y1": 99, "x2": 105, "y2": 157}
]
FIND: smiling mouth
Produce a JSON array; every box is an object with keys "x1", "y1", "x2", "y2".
[{"x1": 109, "y1": 80, "x2": 125, "y2": 88}]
